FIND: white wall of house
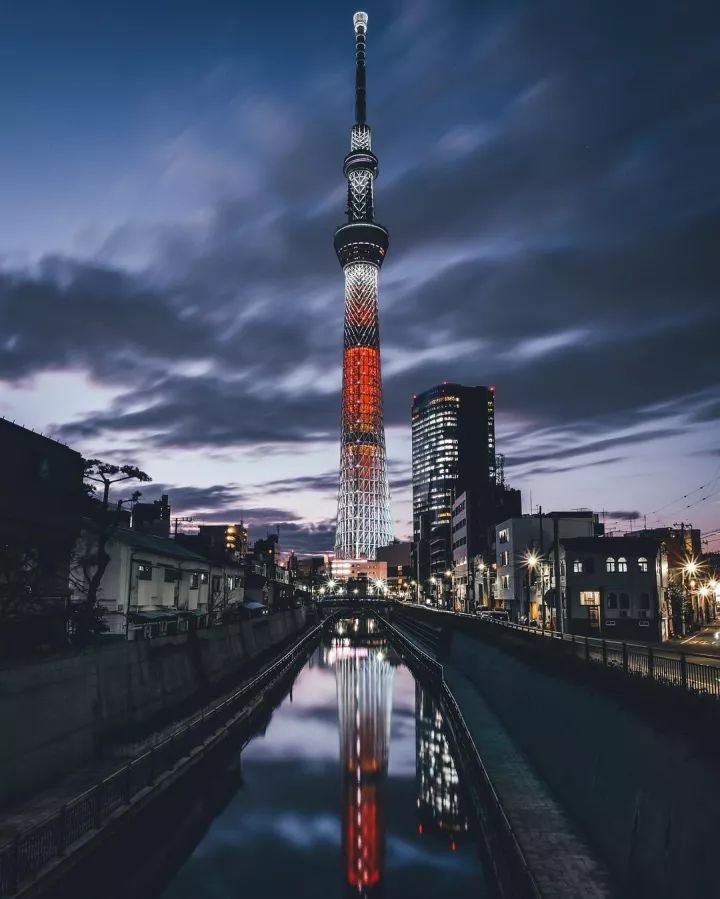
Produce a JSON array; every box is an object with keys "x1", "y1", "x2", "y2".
[{"x1": 495, "y1": 515, "x2": 597, "y2": 616}]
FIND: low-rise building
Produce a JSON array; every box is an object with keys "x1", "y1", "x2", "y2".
[
  {"x1": 376, "y1": 541, "x2": 412, "y2": 596},
  {"x1": 562, "y1": 536, "x2": 669, "y2": 641},
  {"x1": 495, "y1": 511, "x2": 600, "y2": 621},
  {"x1": 330, "y1": 557, "x2": 388, "y2": 586},
  {"x1": 0, "y1": 419, "x2": 85, "y2": 652},
  {"x1": 76, "y1": 528, "x2": 244, "y2": 638}
]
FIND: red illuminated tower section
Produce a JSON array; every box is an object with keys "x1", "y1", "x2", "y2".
[{"x1": 334, "y1": 11, "x2": 393, "y2": 561}]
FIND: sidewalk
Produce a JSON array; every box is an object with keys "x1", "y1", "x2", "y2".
[
  {"x1": 443, "y1": 664, "x2": 615, "y2": 898},
  {"x1": 393, "y1": 620, "x2": 616, "y2": 897}
]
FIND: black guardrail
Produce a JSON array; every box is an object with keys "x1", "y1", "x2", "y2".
[
  {"x1": 379, "y1": 614, "x2": 541, "y2": 899},
  {"x1": 0, "y1": 619, "x2": 328, "y2": 897},
  {"x1": 397, "y1": 603, "x2": 720, "y2": 700}
]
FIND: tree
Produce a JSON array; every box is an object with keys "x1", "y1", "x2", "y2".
[
  {"x1": 70, "y1": 460, "x2": 151, "y2": 644},
  {"x1": 666, "y1": 581, "x2": 686, "y2": 638}
]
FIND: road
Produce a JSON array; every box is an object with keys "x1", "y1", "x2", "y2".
[{"x1": 673, "y1": 624, "x2": 720, "y2": 658}]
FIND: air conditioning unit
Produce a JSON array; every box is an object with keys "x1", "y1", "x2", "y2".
[
  {"x1": 606, "y1": 620, "x2": 616, "y2": 627},
  {"x1": 639, "y1": 620, "x2": 650, "y2": 628}
]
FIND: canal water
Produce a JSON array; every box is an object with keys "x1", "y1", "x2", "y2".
[{"x1": 157, "y1": 617, "x2": 487, "y2": 898}]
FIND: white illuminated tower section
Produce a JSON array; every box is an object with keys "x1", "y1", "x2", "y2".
[{"x1": 334, "y1": 11, "x2": 393, "y2": 561}]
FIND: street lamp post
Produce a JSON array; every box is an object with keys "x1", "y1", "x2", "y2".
[{"x1": 524, "y1": 551, "x2": 540, "y2": 626}]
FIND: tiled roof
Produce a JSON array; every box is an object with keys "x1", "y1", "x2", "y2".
[{"x1": 111, "y1": 527, "x2": 209, "y2": 562}]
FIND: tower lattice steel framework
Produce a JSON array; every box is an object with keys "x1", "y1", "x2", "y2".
[{"x1": 334, "y1": 11, "x2": 393, "y2": 560}]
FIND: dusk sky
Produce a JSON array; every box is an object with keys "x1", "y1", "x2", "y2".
[{"x1": 1, "y1": 0, "x2": 718, "y2": 553}]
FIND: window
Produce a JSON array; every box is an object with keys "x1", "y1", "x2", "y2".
[
  {"x1": 606, "y1": 557, "x2": 616, "y2": 573},
  {"x1": 500, "y1": 551, "x2": 509, "y2": 567},
  {"x1": 580, "y1": 591, "x2": 600, "y2": 606},
  {"x1": 200, "y1": 572, "x2": 208, "y2": 584},
  {"x1": 585, "y1": 558, "x2": 595, "y2": 574},
  {"x1": 137, "y1": 562, "x2": 152, "y2": 581},
  {"x1": 607, "y1": 592, "x2": 618, "y2": 609},
  {"x1": 498, "y1": 528, "x2": 509, "y2": 544},
  {"x1": 618, "y1": 557, "x2": 628, "y2": 573},
  {"x1": 190, "y1": 572, "x2": 199, "y2": 590},
  {"x1": 572, "y1": 560, "x2": 583, "y2": 574},
  {"x1": 638, "y1": 557, "x2": 648, "y2": 572},
  {"x1": 619, "y1": 592, "x2": 630, "y2": 610},
  {"x1": 164, "y1": 568, "x2": 179, "y2": 583},
  {"x1": 501, "y1": 575, "x2": 510, "y2": 590},
  {"x1": 639, "y1": 593, "x2": 650, "y2": 610}
]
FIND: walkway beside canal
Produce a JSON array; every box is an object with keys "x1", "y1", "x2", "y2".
[{"x1": 389, "y1": 618, "x2": 615, "y2": 898}]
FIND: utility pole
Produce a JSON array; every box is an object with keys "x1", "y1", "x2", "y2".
[
  {"x1": 552, "y1": 514, "x2": 563, "y2": 634},
  {"x1": 173, "y1": 516, "x2": 193, "y2": 538}
]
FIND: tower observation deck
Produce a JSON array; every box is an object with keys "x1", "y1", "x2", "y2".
[{"x1": 334, "y1": 11, "x2": 393, "y2": 561}]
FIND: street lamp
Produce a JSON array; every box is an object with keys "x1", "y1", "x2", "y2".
[
  {"x1": 680, "y1": 556, "x2": 705, "y2": 629},
  {"x1": 444, "y1": 568, "x2": 453, "y2": 610},
  {"x1": 523, "y1": 551, "x2": 541, "y2": 626},
  {"x1": 429, "y1": 576, "x2": 437, "y2": 606}
]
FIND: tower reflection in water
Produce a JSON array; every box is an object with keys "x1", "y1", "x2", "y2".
[
  {"x1": 415, "y1": 684, "x2": 469, "y2": 849},
  {"x1": 327, "y1": 618, "x2": 395, "y2": 896}
]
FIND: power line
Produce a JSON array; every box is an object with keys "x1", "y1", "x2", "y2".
[{"x1": 647, "y1": 467, "x2": 720, "y2": 518}]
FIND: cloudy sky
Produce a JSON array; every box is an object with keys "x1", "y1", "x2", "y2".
[{"x1": 1, "y1": 0, "x2": 718, "y2": 553}]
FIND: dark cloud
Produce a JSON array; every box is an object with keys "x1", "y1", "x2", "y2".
[
  {"x1": 1, "y1": 0, "x2": 718, "y2": 526},
  {"x1": 518, "y1": 456, "x2": 625, "y2": 479},
  {"x1": 508, "y1": 428, "x2": 681, "y2": 469},
  {"x1": 606, "y1": 510, "x2": 643, "y2": 521}
]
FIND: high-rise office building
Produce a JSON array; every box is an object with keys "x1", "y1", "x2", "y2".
[
  {"x1": 411, "y1": 384, "x2": 496, "y2": 542},
  {"x1": 334, "y1": 11, "x2": 393, "y2": 561}
]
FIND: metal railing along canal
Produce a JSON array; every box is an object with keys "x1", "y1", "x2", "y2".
[{"x1": 0, "y1": 620, "x2": 326, "y2": 896}]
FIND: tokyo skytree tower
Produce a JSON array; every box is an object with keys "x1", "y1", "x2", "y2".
[{"x1": 334, "y1": 11, "x2": 393, "y2": 560}]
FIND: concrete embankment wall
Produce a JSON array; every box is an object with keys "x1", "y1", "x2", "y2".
[
  {"x1": 447, "y1": 628, "x2": 719, "y2": 899},
  {"x1": 1, "y1": 608, "x2": 307, "y2": 808}
]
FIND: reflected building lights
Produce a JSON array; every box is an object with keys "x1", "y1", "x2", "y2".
[
  {"x1": 415, "y1": 683, "x2": 468, "y2": 845},
  {"x1": 331, "y1": 619, "x2": 395, "y2": 895}
]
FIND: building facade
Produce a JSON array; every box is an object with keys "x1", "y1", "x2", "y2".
[
  {"x1": 80, "y1": 528, "x2": 245, "y2": 638},
  {"x1": 495, "y1": 511, "x2": 600, "y2": 621},
  {"x1": 411, "y1": 384, "x2": 496, "y2": 542},
  {"x1": 411, "y1": 385, "x2": 520, "y2": 605},
  {"x1": 562, "y1": 536, "x2": 670, "y2": 641},
  {"x1": 334, "y1": 11, "x2": 393, "y2": 562},
  {"x1": 0, "y1": 419, "x2": 85, "y2": 652},
  {"x1": 376, "y1": 541, "x2": 412, "y2": 595},
  {"x1": 331, "y1": 557, "x2": 388, "y2": 586},
  {"x1": 451, "y1": 489, "x2": 520, "y2": 613}
]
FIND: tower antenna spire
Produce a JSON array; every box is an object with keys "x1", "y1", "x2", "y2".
[{"x1": 353, "y1": 11, "x2": 368, "y2": 125}]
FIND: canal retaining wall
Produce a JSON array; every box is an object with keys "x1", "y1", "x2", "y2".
[
  {"x1": 447, "y1": 628, "x2": 719, "y2": 898},
  {"x1": 0, "y1": 609, "x2": 307, "y2": 809}
]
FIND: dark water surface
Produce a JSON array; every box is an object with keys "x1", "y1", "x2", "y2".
[{"x1": 158, "y1": 619, "x2": 487, "y2": 898}]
